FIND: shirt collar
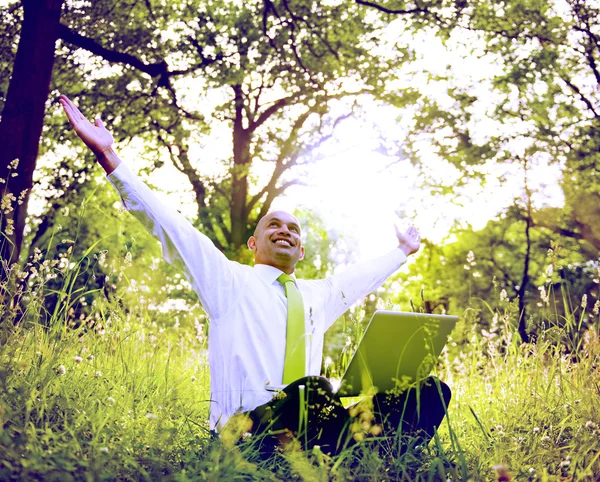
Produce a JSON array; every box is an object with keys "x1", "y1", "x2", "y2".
[{"x1": 253, "y1": 263, "x2": 296, "y2": 285}]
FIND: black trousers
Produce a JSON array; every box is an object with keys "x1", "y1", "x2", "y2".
[{"x1": 243, "y1": 376, "x2": 451, "y2": 456}]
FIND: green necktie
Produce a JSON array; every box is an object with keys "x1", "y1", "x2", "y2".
[{"x1": 277, "y1": 273, "x2": 306, "y2": 384}]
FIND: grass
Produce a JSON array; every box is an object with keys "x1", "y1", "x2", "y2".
[{"x1": 0, "y1": 254, "x2": 599, "y2": 481}]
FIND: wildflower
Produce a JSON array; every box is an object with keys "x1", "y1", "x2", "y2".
[
  {"x1": 594, "y1": 300, "x2": 600, "y2": 315},
  {"x1": 467, "y1": 250, "x2": 476, "y2": 265},
  {"x1": 124, "y1": 251, "x2": 132, "y2": 266},
  {"x1": 533, "y1": 427, "x2": 540, "y2": 433},
  {"x1": 9, "y1": 158, "x2": 19, "y2": 169},
  {"x1": 87, "y1": 355, "x2": 94, "y2": 362},
  {"x1": 74, "y1": 356, "x2": 83, "y2": 363},
  {"x1": 582, "y1": 294, "x2": 588, "y2": 310},
  {"x1": 146, "y1": 413, "x2": 157, "y2": 419},
  {"x1": 1, "y1": 192, "x2": 16, "y2": 213},
  {"x1": 56, "y1": 365, "x2": 66, "y2": 375},
  {"x1": 190, "y1": 375, "x2": 197, "y2": 382},
  {"x1": 4, "y1": 219, "x2": 14, "y2": 235},
  {"x1": 99, "y1": 447, "x2": 109, "y2": 453},
  {"x1": 538, "y1": 286, "x2": 549, "y2": 305},
  {"x1": 107, "y1": 397, "x2": 115, "y2": 405},
  {"x1": 545, "y1": 264, "x2": 553, "y2": 279},
  {"x1": 560, "y1": 459, "x2": 570, "y2": 468},
  {"x1": 585, "y1": 421, "x2": 595, "y2": 429},
  {"x1": 94, "y1": 371, "x2": 102, "y2": 378},
  {"x1": 529, "y1": 468, "x2": 535, "y2": 474},
  {"x1": 491, "y1": 465, "x2": 511, "y2": 481},
  {"x1": 500, "y1": 289, "x2": 507, "y2": 302},
  {"x1": 17, "y1": 189, "x2": 27, "y2": 205}
]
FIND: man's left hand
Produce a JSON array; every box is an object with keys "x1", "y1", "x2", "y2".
[{"x1": 395, "y1": 225, "x2": 421, "y2": 257}]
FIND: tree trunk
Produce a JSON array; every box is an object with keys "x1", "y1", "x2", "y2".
[
  {"x1": 230, "y1": 84, "x2": 252, "y2": 253},
  {"x1": 0, "y1": 0, "x2": 63, "y2": 288}
]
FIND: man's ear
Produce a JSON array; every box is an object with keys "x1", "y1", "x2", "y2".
[
  {"x1": 298, "y1": 246, "x2": 305, "y2": 261},
  {"x1": 247, "y1": 236, "x2": 257, "y2": 252}
]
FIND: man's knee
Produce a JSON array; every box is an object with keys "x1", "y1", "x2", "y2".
[{"x1": 422, "y1": 376, "x2": 451, "y2": 406}]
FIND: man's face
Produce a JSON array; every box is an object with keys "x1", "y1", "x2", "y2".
[{"x1": 247, "y1": 211, "x2": 305, "y2": 273}]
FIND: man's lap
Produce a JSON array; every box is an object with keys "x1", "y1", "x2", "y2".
[{"x1": 231, "y1": 375, "x2": 451, "y2": 456}]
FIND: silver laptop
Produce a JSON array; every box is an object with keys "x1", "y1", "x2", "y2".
[{"x1": 266, "y1": 310, "x2": 457, "y2": 396}]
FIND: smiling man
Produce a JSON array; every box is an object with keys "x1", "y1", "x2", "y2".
[
  {"x1": 60, "y1": 95, "x2": 450, "y2": 456},
  {"x1": 248, "y1": 212, "x2": 305, "y2": 274}
]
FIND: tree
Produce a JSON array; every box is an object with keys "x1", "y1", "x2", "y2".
[
  {"x1": 391, "y1": 202, "x2": 595, "y2": 343},
  {"x1": 0, "y1": 0, "x2": 64, "y2": 290},
  {"x1": 46, "y1": 0, "x2": 412, "y2": 258},
  {"x1": 359, "y1": 0, "x2": 600, "y2": 253}
]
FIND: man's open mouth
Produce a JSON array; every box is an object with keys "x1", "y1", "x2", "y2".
[{"x1": 273, "y1": 239, "x2": 293, "y2": 247}]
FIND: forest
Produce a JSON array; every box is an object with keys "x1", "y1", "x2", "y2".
[{"x1": 0, "y1": 0, "x2": 599, "y2": 480}]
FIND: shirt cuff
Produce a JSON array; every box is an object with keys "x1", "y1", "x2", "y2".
[
  {"x1": 107, "y1": 160, "x2": 137, "y2": 189},
  {"x1": 389, "y1": 245, "x2": 408, "y2": 268}
]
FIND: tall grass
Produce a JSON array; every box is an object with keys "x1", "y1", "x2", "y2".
[{"x1": 0, "y1": 247, "x2": 599, "y2": 481}]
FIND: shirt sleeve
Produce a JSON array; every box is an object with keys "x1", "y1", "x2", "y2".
[
  {"x1": 323, "y1": 248, "x2": 407, "y2": 327},
  {"x1": 107, "y1": 162, "x2": 238, "y2": 319}
]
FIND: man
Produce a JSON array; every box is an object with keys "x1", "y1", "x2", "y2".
[{"x1": 60, "y1": 95, "x2": 450, "y2": 456}]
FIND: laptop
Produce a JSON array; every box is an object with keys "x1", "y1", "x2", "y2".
[{"x1": 266, "y1": 310, "x2": 457, "y2": 396}]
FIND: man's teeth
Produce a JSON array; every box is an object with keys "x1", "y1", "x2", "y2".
[{"x1": 275, "y1": 240, "x2": 291, "y2": 246}]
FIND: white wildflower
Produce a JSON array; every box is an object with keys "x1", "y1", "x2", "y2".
[
  {"x1": 74, "y1": 356, "x2": 83, "y2": 364},
  {"x1": 56, "y1": 365, "x2": 66, "y2": 375}
]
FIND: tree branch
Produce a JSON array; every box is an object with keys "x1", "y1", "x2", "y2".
[{"x1": 58, "y1": 24, "x2": 169, "y2": 79}]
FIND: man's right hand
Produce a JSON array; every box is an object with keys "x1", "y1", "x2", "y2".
[{"x1": 60, "y1": 94, "x2": 120, "y2": 174}]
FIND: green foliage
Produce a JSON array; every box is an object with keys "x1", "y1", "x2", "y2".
[
  {"x1": 383, "y1": 0, "x2": 600, "y2": 253},
  {"x1": 1, "y1": 242, "x2": 600, "y2": 480},
  {"x1": 40, "y1": 0, "x2": 417, "y2": 255},
  {"x1": 390, "y1": 204, "x2": 597, "y2": 341}
]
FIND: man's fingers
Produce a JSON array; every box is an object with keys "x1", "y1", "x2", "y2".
[
  {"x1": 95, "y1": 118, "x2": 104, "y2": 128},
  {"x1": 60, "y1": 95, "x2": 86, "y2": 123},
  {"x1": 60, "y1": 99, "x2": 78, "y2": 126}
]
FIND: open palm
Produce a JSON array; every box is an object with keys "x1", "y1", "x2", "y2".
[
  {"x1": 395, "y1": 225, "x2": 421, "y2": 256},
  {"x1": 59, "y1": 95, "x2": 113, "y2": 155}
]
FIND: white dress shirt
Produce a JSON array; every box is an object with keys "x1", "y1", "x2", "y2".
[{"x1": 107, "y1": 162, "x2": 407, "y2": 430}]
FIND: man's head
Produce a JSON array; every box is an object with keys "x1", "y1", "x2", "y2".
[{"x1": 247, "y1": 211, "x2": 305, "y2": 274}]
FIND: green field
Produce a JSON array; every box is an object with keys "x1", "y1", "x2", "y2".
[{"x1": 1, "y1": 263, "x2": 598, "y2": 481}]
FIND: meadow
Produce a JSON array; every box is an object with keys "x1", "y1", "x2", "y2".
[{"x1": 0, "y1": 253, "x2": 599, "y2": 482}]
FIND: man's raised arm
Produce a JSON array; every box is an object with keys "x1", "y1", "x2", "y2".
[
  {"x1": 59, "y1": 95, "x2": 238, "y2": 319},
  {"x1": 323, "y1": 225, "x2": 421, "y2": 325}
]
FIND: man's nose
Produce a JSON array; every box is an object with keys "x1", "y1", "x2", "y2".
[{"x1": 277, "y1": 226, "x2": 291, "y2": 235}]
